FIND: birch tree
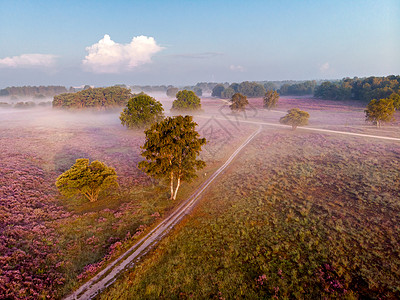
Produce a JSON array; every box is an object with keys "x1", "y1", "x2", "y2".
[{"x1": 139, "y1": 115, "x2": 206, "y2": 200}]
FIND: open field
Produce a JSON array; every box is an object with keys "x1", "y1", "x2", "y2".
[
  {"x1": 1, "y1": 95, "x2": 399, "y2": 299},
  {"x1": 0, "y1": 105, "x2": 255, "y2": 299},
  {"x1": 99, "y1": 129, "x2": 400, "y2": 299}
]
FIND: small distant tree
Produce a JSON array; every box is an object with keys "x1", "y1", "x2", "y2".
[
  {"x1": 230, "y1": 93, "x2": 248, "y2": 112},
  {"x1": 171, "y1": 90, "x2": 201, "y2": 111},
  {"x1": 56, "y1": 159, "x2": 118, "y2": 202},
  {"x1": 166, "y1": 87, "x2": 179, "y2": 98},
  {"x1": 211, "y1": 84, "x2": 225, "y2": 97},
  {"x1": 279, "y1": 108, "x2": 310, "y2": 130},
  {"x1": 263, "y1": 90, "x2": 280, "y2": 110},
  {"x1": 120, "y1": 94, "x2": 164, "y2": 129},
  {"x1": 139, "y1": 115, "x2": 206, "y2": 200},
  {"x1": 365, "y1": 98, "x2": 395, "y2": 128}
]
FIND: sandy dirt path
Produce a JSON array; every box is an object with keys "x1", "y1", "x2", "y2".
[{"x1": 65, "y1": 126, "x2": 262, "y2": 300}]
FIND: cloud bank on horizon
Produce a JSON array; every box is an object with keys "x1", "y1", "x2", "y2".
[
  {"x1": 82, "y1": 34, "x2": 163, "y2": 73},
  {"x1": 0, "y1": 54, "x2": 57, "y2": 68}
]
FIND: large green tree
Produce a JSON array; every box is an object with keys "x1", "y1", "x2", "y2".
[
  {"x1": 139, "y1": 115, "x2": 206, "y2": 200},
  {"x1": 230, "y1": 93, "x2": 248, "y2": 112},
  {"x1": 263, "y1": 90, "x2": 280, "y2": 110},
  {"x1": 279, "y1": 108, "x2": 310, "y2": 130},
  {"x1": 120, "y1": 94, "x2": 164, "y2": 129},
  {"x1": 56, "y1": 159, "x2": 118, "y2": 202},
  {"x1": 171, "y1": 90, "x2": 202, "y2": 111},
  {"x1": 365, "y1": 98, "x2": 395, "y2": 128}
]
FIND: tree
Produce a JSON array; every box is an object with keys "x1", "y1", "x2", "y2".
[
  {"x1": 365, "y1": 98, "x2": 395, "y2": 128},
  {"x1": 263, "y1": 90, "x2": 279, "y2": 110},
  {"x1": 120, "y1": 94, "x2": 164, "y2": 129},
  {"x1": 139, "y1": 115, "x2": 206, "y2": 200},
  {"x1": 390, "y1": 93, "x2": 400, "y2": 110},
  {"x1": 279, "y1": 108, "x2": 310, "y2": 130},
  {"x1": 171, "y1": 90, "x2": 202, "y2": 111},
  {"x1": 230, "y1": 93, "x2": 248, "y2": 112},
  {"x1": 211, "y1": 84, "x2": 225, "y2": 97},
  {"x1": 166, "y1": 87, "x2": 179, "y2": 98},
  {"x1": 56, "y1": 159, "x2": 118, "y2": 202}
]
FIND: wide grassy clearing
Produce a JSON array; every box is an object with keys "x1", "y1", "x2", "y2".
[{"x1": 99, "y1": 129, "x2": 400, "y2": 299}]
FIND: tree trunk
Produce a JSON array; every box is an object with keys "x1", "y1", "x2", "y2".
[
  {"x1": 292, "y1": 125, "x2": 297, "y2": 131},
  {"x1": 170, "y1": 171, "x2": 174, "y2": 200},
  {"x1": 172, "y1": 176, "x2": 181, "y2": 200}
]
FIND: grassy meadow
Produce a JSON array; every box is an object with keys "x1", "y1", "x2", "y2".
[{"x1": 99, "y1": 129, "x2": 400, "y2": 299}]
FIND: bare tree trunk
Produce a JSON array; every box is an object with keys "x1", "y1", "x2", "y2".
[
  {"x1": 170, "y1": 171, "x2": 174, "y2": 200},
  {"x1": 173, "y1": 176, "x2": 181, "y2": 200}
]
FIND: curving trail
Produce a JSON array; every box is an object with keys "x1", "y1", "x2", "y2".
[{"x1": 65, "y1": 126, "x2": 262, "y2": 300}]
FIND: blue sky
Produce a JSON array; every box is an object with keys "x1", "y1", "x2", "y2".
[{"x1": 0, "y1": 0, "x2": 399, "y2": 87}]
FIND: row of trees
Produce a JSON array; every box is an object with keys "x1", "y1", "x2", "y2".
[
  {"x1": 52, "y1": 86, "x2": 133, "y2": 109},
  {"x1": 278, "y1": 81, "x2": 317, "y2": 96},
  {"x1": 212, "y1": 81, "x2": 266, "y2": 99},
  {"x1": 0, "y1": 85, "x2": 68, "y2": 97},
  {"x1": 314, "y1": 76, "x2": 400, "y2": 102}
]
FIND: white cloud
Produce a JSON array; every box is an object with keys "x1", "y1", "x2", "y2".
[
  {"x1": 82, "y1": 34, "x2": 163, "y2": 73},
  {"x1": 0, "y1": 54, "x2": 57, "y2": 68},
  {"x1": 230, "y1": 64, "x2": 245, "y2": 72},
  {"x1": 320, "y1": 62, "x2": 330, "y2": 72}
]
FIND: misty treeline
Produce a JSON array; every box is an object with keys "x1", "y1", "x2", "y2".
[
  {"x1": 315, "y1": 75, "x2": 400, "y2": 102},
  {"x1": 0, "y1": 85, "x2": 68, "y2": 98},
  {"x1": 53, "y1": 86, "x2": 133, "y2": 109}
]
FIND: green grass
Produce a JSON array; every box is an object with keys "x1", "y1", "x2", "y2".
[{"x1": 99, "y1": 130, "x2": 400, "y2": 299}]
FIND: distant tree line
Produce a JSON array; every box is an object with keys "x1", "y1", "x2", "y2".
[
  {"x1": 314, "y1": 75, "x2": 400, "y2": 102},
  {"x1": 212, "y1": 81, "x2": 266, "y2": 98},
  {"x1": 278, "y1": 81, "x2": 317, "y2": 96},
  {"x1": 0, "y1": 86, "x2": 68, "y2": 98},
  {"x1": 53, "y1": 86, "x2": 133, "y2": 109}
]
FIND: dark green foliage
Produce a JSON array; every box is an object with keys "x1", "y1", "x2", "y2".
[
  {"x1": 120, "y1": 94, "x2": 164, "y2": 129},
  {"x1": 279, "y1": 108, "x2": 310, "y2": 130},
  {"x1": 139, "y1": 115, "x2": 206, "y2": 200},
  {"x1": 213, "y1": 82, "x2": 266, "y2": 99},
  {"x1": 279, "y1": 81, "x2": 317, "y2": 96},
  {"x1": 52, "y1": 86, "x2": 132, "y2": 109},
  {"x1": 365, "y1": 98, "x2": 395, "y2": 128},
  {"x1": 314, "y1": 75, "x2": 400, "y2": 102},
  {"x1": 171, "y1": 90, "x2": 202, "y2": 111},
  {"x1": 56, "y1": 159, "x2": 118, "y2": 202},
  {"x1": 263, "y1": 90, "x2": 280, "y2": 110},
  {"x1": 211, "y1": 84, "x2": 225, "y2": 97},
  {"x1": 230, "y1": 93, "x2": 249, "y2": 112},
  {"x1": 166, "y1": 87, "x2": 179, "y2": 98},
  {"x1": 193, "y1": 87, "x2": 202, "y2": 97}
]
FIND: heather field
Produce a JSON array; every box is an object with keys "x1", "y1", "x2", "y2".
[
  {"x1": 100, "y1": 129, "x2": 400, "y2": 299},
  {"x1": 0, "y1": 106, "x2": 255, "y2": 299},
  {"x1": 1, "y1": 96, "x2": 400, "y2": 299}
]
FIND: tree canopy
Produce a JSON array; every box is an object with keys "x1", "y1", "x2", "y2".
[
  {"x1": 211, "y1": 84, "x2": 226, "y2": 98},
  {"x1": 52, "y1": 86, "x2": 132, "y2": 109},
  {"x1": 263, "y1": 90, "x2": 279, "y2": 110},
  {"x1": 120, "y1": 94, "x2": 164, "y2": 129},
  {"x1": 166, "y1": 87, "x2": 179, "y2": 98},
  {"x1": 171, "y1": 90, "x2": 202, "y2": 111},
  {"x1": 230, "y1": 93, "x2": 249, "y2": 112},
  {"x1": 279, "y1": 81, "x2": 317, "y2": 96},
  {"x1": 213, "y1": 81, "x2": 266, "y2": 99},
  {"x1": 314, "y1": 76, "x2": 400, "y2": 102},
  {"x1": 365, "y1": 98, "x2": 395, "y2": 128},
  {"x1": 55, "y1": 159, "x2": 118, "y2": 202},
  {"x1": 279, "y1": 108, "x2": 310, "y2": 130},
  {"x1": 138, "y1": 115, "x2": 206, "y2": 200}
]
